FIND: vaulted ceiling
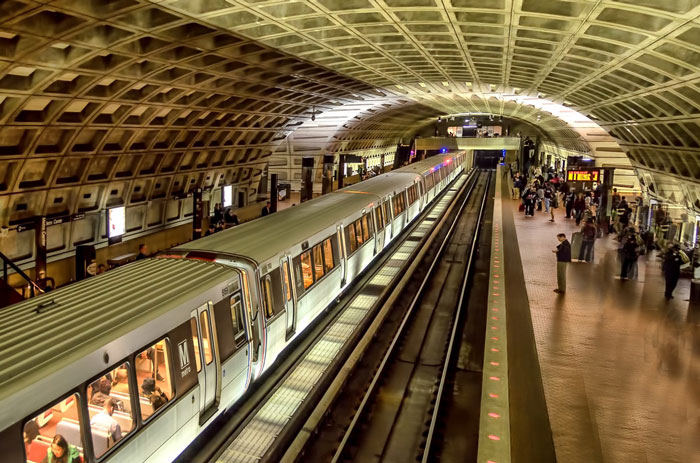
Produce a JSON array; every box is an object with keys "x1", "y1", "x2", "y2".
[{"x1": 1, "y1": 0, "x2": 700, "y2": 232}]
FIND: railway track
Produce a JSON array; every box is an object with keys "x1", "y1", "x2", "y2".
[
  {"x1": 176, "y1": 169, "x2": 482, "y2": 463},
  {"x1": 295, "y1": 171, "x2": 491, "y2": 463}
]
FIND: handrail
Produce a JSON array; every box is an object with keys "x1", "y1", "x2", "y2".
[{"x1": 0, "y1": 251, "x2": 43, "y2": 298}]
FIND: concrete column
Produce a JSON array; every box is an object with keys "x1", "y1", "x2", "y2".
[
  {"x1": 270, "y1": 173, "x2": 278, "y2": 213},
  {"x1": 301, "y1": 157, "x2": 314, "y2": 202},
  {"x1": 193, "y1": 187, "x2": 203, "y2": 240},
  {"x1": 34, "y1": 216, "x2": 46, "y2": 282},
  {"x1": 338, "y1": 154, "x2": 346, "y2": 189}
]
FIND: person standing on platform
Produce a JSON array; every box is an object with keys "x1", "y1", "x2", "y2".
[
  {"x1": 261, "y1": 201, "x2": 271, "y2": 217},
  {"x1": 662, "y1": 244, "x2": 687, "y2": 299},
  {"x1": 536, "y1": 183, "x2": 545, "y2": 211},
  {"x1": 553, "y1": 233, "x2": 571, "y2": 293},
  {"x1": 620, "y1": 234, "x2": 640, "y2": 280},
  {"x1": 579, "y1": 218, "x2": 597, "y2": 262},
  {"x1": 523, "y1": 186, "x2": 537, "y2": 217},
  {"x1": 573, "y1": 193, "x2": 586, "y2": 226},
  {"x1": 549, "y1": 186, "x2": 558, "y2": 222}
]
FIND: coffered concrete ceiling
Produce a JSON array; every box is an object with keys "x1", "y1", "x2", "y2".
[{"x1": 1, "y1": 0, "x2": 700, "y2": 239}]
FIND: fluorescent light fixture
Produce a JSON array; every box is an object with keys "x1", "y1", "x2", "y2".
[
  {"x1": 419, "y1": 82, "x2": 427, "y2": 87},
  {"x1": 107, "y1": 207, "x2": 125, "y2": 238},
  {"x1": 442, "y1": 81, "x2": 449, "y2": 87}
]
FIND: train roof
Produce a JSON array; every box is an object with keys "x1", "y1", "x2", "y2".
[
  {"x1": 176, "y1": 154, "x2": 459, "y2": 264},
  {"x1": 0, "y1": 258, "x2": 233, "y2": 403}
]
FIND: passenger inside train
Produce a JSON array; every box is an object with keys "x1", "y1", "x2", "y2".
[{"x1": 23, "y1": 340, "x2": 173, "y2": 462}]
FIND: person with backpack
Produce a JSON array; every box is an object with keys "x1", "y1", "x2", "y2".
[{"x1": 579, "y1": 218, "x2": 597, "y2": 262}]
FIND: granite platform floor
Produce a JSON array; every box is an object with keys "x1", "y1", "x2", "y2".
[{"x1": 506, "y1": 197, "x2": 699, "y2": 463}]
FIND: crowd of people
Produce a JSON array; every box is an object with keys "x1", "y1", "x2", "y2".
[{"x1": 509, "y1": 165, "x2": 693, "y2": 299}]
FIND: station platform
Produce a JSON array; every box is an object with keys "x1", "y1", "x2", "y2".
[{"x1": 498, "y1": 177, "x2": 699, "y2": 462}]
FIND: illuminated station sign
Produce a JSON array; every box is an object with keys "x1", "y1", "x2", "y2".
[{"x1": 567, "y1": 169, "x2": 600, "y2": 182}]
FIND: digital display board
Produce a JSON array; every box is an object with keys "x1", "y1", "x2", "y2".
[
  {"x1": 107, "y1": 206, "x2": 126, "y2": 238},
  {"x1": 222, "y1": 185, "x2": 233, "y2": 208},
  {"x1": 567, "y1": 169, "x2": 600, "y2": 182}
]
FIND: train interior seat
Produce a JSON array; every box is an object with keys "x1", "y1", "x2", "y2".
[
  {"x1": 110, "y1": 391, "x2": 131, "y2": 413},
  {"x1": 55, "y1": 418, "x2": 81, "y2": 449},
  {"x1": 26, "y1": 435, "x2": 50, "y2": 462},
  {"x1": 51, "y1": 396, "x2": 75, "y2": 413},
  {"x1": 91, "y1": 425, "x2": 110, "y2": 456}
]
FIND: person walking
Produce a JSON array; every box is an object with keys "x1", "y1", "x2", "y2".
[
  {"x1": 549, "y1": 186, "x2": 559, "y2": 222},
  {"x1": 564, "y1": 190, "x2": 574, "y2": 219},
  {"x1": 662, "y1": 244, "x2": 686, "y2": 299},
  {"x1": 579, "y1": 218, "x2": 597, "y2": 262},
  {"x1": 573, "y1": 193, "x2": 586, "y2": 226},
  {"x1": 553, "y1": 233, "x2": 571, "y2": 293}
]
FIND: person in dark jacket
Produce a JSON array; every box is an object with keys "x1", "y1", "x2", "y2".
[
  {"x1": 572, "y1": 193, "x2": 586, "y2": 225},
  {"x1": 522, "y1": 187, "x2": 537, "y2": 217},
  {"x1": 620, "y1": 235, "x2": 639, "y2": 280},
  {"x1": 553, "y1": 233, "x2": 571, "y2": 293},
  {"x1": 224, "y1": 208, "x2": 239, "y2": 228},
  {"x1": 136, "y1": 244, "x2": 148, "y2": 260},
  {"x1": 663, "y1": 245, "x2": 685, "y2": 299},
  {"x1": 579, "y1": 219, "x2": 597, "y2": 262},
  {"x1": 564, "y1": 190, "x2": 574, "y2": 218},
  {"x1": 42, "y1": 434, "x2": 82, "y2": 463},
  {"x1": 261, "y1": 201, "x2": 271, "y2": 217}
]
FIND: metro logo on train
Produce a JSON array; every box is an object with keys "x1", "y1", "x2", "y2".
[{"x1": 566, "y1": 169, "x2": 600, "y2": 182}]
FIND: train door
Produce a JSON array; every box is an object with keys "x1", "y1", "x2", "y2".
[
  {"x1": 338, "y1": 224, "x2": 347, "y2": 287},
  {"x1": 281, "y1": 256, "x2": 297, "y2": 339},
  {"x1": 190, "y1": 302, "x2": 221, "y2": 422}
]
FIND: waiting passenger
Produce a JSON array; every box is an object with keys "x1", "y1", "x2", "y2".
[
  {"x1": 224, "y1": 209, "x2": 239, "y2": 227},
  {"x1": 41, "y1": 434, "x2": 82, "y2": 463},
  {"x1": 90, "y1": 399, "x2": 122, "y2": 444},
  {"x1": 261, "y1": 201, "x2": 271, "y2": 217},
  {"x1": 205, "y1": 224, "x2": 216, "y2": 236},
  {"x1": 136, "y1": 244, "x2": 148, "y2": 260}
]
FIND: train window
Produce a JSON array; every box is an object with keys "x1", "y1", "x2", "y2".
[
  {"x1": 230, "y1": 293, "x2": 245, "y2": 343},
  {"x1": 300, "y1": 250, "x2": 314, "y2": 289},
  {"x1": 323, "y1": 238, "x2": 334, "y2": 272},
  {"x1": 263, "y1": 277, "x2": 274, "y2": 318},
  {"x1": 264, "y1": 269, "x2": 285, "y2": 318},
  {"x1": 200, "y1": 312, "x2": 213, "y2": 365},
  {"x1": 383, "y1": 201, "x2": 392, "y2": 224},
  {"x1": 137, "y1": 339, "x2": 173, "y2": 422},
  {"x1": 292, "y1": 255, "x2": 304, "y2": 296},
  {"x1": 88, "y1": 362, "x2": 133, "y2": 457},
  {"x1": 189, "y1": 318, "x2": 202, "y2": 373},
  {"x1": 376, "y1": 206, "x2": 384, "y2": 230},
  {"x1": 282, "y1": 261, "x2": 292, "y2": 302},
  {"x1": 354, "y1": 220, "x2": 364, "y2": 246},
  {"x1": 347, "y1": 223, "x2": 357, "y2": 253},
  {"x1": 23, "y1": 394, "x2": 84, "y2": 463},
  {"x1": 361, "y1": 215, "x2": 370, "y2": 241},
  {"x1": 312, "y1": 243, "x2": 325, "y2": 281}
]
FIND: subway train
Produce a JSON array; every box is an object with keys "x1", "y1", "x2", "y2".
[{"x1": 0, "y1": 153, "x2": 469, "y2": 463}]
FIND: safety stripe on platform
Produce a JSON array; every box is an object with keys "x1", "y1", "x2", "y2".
[{"x1": 477, "y1": 167, "x2": 511, "y2": 463}]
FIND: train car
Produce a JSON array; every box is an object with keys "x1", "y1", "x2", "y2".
[{"x1": 0, "y1": 153, "x2": 468, "y2": 463}]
